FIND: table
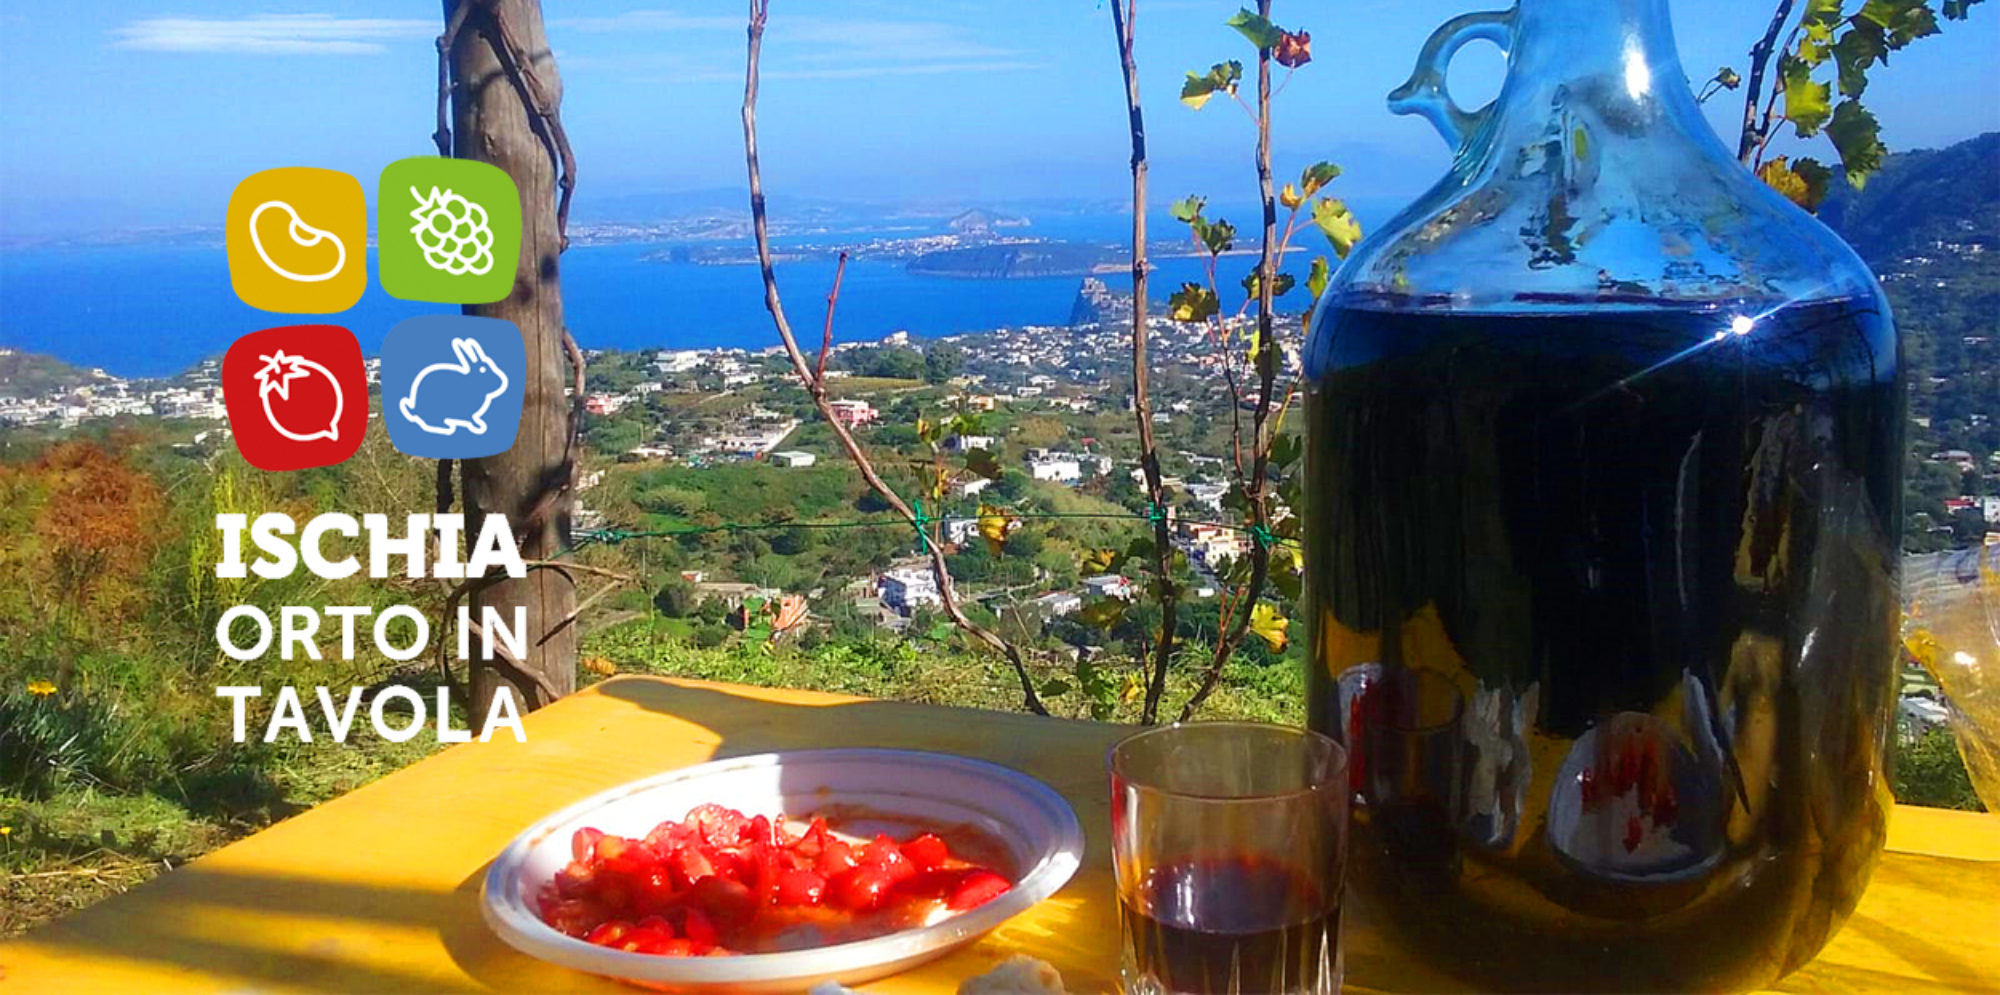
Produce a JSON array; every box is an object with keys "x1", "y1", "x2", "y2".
[{"x1": 3, "y1": 677, "x2": 1996, "y2": 993}]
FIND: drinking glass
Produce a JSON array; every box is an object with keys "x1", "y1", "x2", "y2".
[
  {"x1": 1903, "y1": 539, "x2": 2000, "y2": 810},
  {"x1": 1110, "y1": 722, "x2": 1348, "y2": 995},
  {"x1": 1345, "y1": 668, "x2": 1467, "y2": 870}
]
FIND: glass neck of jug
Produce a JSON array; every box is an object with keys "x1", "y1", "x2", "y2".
[{"x1": 1501, "y1": 0, "x2": 1707, "y2": 137}]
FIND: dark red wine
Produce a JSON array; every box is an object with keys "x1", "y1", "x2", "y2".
[
  {"x1": 1120, "y1": 858, "x2": 1338, "y2": 994},
  {"x1": 1304, "y1": 296, "x2": 1901, "y2": 991}
]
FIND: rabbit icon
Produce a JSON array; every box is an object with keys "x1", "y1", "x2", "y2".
[
  {"x1": 380, "y1": 316, "x2": 526, "y2": 459},
  {"x1": 398, "y1": 337, "x2": 510, "y2": 436}
]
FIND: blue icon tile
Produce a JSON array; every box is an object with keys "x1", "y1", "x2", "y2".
[{"x1": 379, "y1": 315, "x2": 525, "y2": 459}]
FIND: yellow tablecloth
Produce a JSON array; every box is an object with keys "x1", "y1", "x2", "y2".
[{"x1": 3, "y1": 677, "x2": 1995, "y2": 993}]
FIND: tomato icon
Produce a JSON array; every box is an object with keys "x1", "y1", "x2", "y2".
[{"x1": 222, "y1": 325, "x2": 368, "y2": 471}]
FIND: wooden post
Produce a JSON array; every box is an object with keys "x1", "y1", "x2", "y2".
[{"x1": 443, "y1": 0, "x2": 576, "y2": 714}]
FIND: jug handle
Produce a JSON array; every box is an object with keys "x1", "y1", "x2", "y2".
[{"x1": 1388, "y1": 8, "x2": 1515, "y2": 152}]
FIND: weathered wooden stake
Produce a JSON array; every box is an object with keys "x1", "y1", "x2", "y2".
[{"x1": 443, "y1": 0, "x2": 576, "y2": 714}]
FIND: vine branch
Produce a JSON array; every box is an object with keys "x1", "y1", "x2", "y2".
[
  {"x1": 1110, "y1": 0, "x2": 1181, "y2": 726},
  {"x1": 742, "y1": 0, "x2": 1046, "y2": 715},
  {"x1": 1737, "y1": 0, "x2": 1797, "y2": 165}
]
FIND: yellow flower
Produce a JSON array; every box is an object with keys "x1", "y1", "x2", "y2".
[
  {"x1": 25, "y1": 679, "x2": 57, "y2": 696},
  {"x1": 0, "y1": 826, "x2": 12, "y2": 836}
]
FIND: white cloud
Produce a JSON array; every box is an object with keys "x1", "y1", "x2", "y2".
[
  {"x1": 676, "y1": 59, "x2": 1045, "y2": 83},
  {"x1": 557, "y1": 9, "x2": 1036, "y2": 81},
  {"x1": 111, "y1": 14, "x2": 435, "y2": 55},
  {"x1": 556, "y1": 11, "x2": 743, "y2": 33}
]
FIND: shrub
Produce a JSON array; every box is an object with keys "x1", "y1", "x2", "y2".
[
  {"x1": 0, "y1": 683, "x2": 113, "y2": 799},
  {"x1": 1895, "y1": 725, "x2": 1985, "y2": 811}
]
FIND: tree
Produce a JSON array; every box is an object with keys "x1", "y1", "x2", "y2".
[
  {"x1": 441, "y1": 0, "x2": 580, "y2": 716},
  {"x1": 1719, "y1": 0, "x2": 1987, "y2": 210},
  {"x1": 654, "y1": 578, "x2": 699, "y2": 618},
  {"x1": 924, "y1": 342, "x2": 966, "y2": 384}
]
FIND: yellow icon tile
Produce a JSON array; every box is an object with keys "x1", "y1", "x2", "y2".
[{"x1": 226, "y1": 167, "x2": 366, "y2": 313}]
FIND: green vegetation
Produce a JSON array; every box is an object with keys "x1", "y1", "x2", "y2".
[{"x1": 1893, "y1": 726, "x2": 1985, "y2": 811}]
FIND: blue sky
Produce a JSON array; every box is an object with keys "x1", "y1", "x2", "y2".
[{"x1": 2, "y1": 1, "x2": 1996, "y2": 233}]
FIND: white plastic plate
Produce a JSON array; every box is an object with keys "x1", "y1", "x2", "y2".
[{"x1": 481, "y1": 749, "x2": 1084, "y2": 992}]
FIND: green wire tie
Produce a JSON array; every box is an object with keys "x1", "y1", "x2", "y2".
[
  {"x1": 1248, "y1": 523, "x2": 1277, "y2": 549},
  {"x1": 910, "y1": 498, "x2": 935, "y2": 553},
  {"x1": 1145, "y1": 503, "x2": 1168, "y2": 526}
]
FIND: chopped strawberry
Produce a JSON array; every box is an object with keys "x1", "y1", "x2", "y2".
[
  {"x1": 900, "y1": 833, "x2": 950, "y2": 871},
  {"x1": 815, "y1": 838, "x2": 859, "y2": 878},
  {"x1": 680, "y1": 907, "x2": 719, "y2": 948},
  {"x1": 861, "y1": 834, "x2": 917, "y2": 884},
  {"x1": 946, "y1": 869, "x2": 1012, "y2": 911},
  {"x1": 830, "y1": 866, "x2": 896, "y2": 912},
  {"x1": 572, "y1": 827, "x2": 605, "y2": 863},
  {"x1": 537, "y1": 804, "x2": 1013, "y2": 955},
  {"x1": 668, "y1": 846, "x2": 716, "y2": 889},
  {"x1": 775, "y1": 868, "x2": 828, "y2": 907}
]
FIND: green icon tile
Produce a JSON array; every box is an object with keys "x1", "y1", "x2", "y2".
[{"x1": 377, "y1": 156, "x2": 522, "y2": 304}]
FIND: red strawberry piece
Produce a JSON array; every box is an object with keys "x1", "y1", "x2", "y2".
[
  {"x1": 830, "y1": 866, "x2": 896, "y2": 912},
  {"x1": 775, "y1": 868, "x2": 828, "y2": 907},
  {"x1": 572, "y1": 827, "x2": 605, "y2": 862},
  {"x1": 816, "y1": 839, "x2": 859, "y2": 878},
  {"x1": 680, "y1": 907, "x2": 719, "y2": 948},
  {"x1": 946, "y1": 869, "x2": 1011, "y2": 911},
  {"x1": 861, "y1": 834, "x2": 917, "y2": 884},
  {"x1": 669, "y1": 847, "x2": 716, "y2": 889},
  {"x1": 583, "y1": 921, "x2": 630, "y2": 947},
  {"x1": 900, "y1": 833, "x2": 950, "y2": 871}
]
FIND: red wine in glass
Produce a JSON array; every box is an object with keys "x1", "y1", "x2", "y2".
[{"x1": 1119, "y1": 857, "x2": 1338, "y2": 994}]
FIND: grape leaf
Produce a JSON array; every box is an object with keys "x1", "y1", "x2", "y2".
[
  {"x1": 1781, "y1": 57, "x2": 1833, "y2": 137},
  {"x1": 1081, "y1": 548, "x2": 1122, "y2": 576},
  {"x1": 1306, "y1": 255, "x2": 1331, "y2": 302},
  {"x1": 1757, "y1": 155, "x2": 1831, "y2": 211},
  {"x1": 1180, "y1": 61, "x2": 1242, "y2": 110},
  {"x1": 1312, "y1": 198, "x2": 1362, "y2": 258},
  {"x1": 1247, "y1": 603, "x2": 1290, "y2": 652},
  {"x1": 1299, "y1": 161, "x2": 1342, "y2": 197},
  {"x1": 1168, "y1": 283, "x2": 1221, "y2": 323},
  {"x1": 1170, "y1": 195, "x2": 1206, "y2": 223},
  {"x1": 1193, "y1": 216, "x2": 1236, "y2": 255},
  {"x1": 1832, "y1": 28, "x2": 1887, "y2": 98},
  {"x1": 1241, "y1": 268, "x2": 1296, "y2": 300},
  {"x1": 1278, "y1": 183, "x2": 1302, "y2": 209},
  {"x1": 1226, "y1": 8, "x2": 1284, "y2": 50},
  {"x1": 1859, "y1": 0, "x2": 1942, "y2": 48},
  {"x1": 1274, "y1": 29, "x2": 1312, "y2": 68},
  {"x1": 976, "y1": 504, "x2": 1018, "y2": 556},
  {"x1": 1827, "y1": 100, "x2": 1886, "y2": 188}
]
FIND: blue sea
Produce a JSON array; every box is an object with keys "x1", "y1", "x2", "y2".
[{"x1": 0, "y1": 239, "x2": 1236, "y2": 380}]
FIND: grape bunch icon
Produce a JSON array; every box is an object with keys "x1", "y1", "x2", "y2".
[{"x1": 408, "y1": 186, "x2": 495, "y2": 276}]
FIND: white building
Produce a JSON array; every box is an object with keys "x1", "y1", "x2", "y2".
[
  {"x1": 654, "y1": 350, "x2": 704, "y2": 373},
  {"x1": 950, "y1": 477, "x2": 993, "y2": 499},
  {"x1": 1186, "y1": 482, "x2": 1230, "y2": 513},
  {"x1": 1030, "y1": 591, "x2": 1083, "y2": 616},
  {"x1": 941, "y1": 518, "x2": 980, "y2": 546},
  {"x1": 1083, "y1": 574, "x2": 1135, "y2": 600},
  {"x1": 946, "y1": 434, "x2": 996, "y2": 452},
  {"x1": 1029, "y1": 458, "x2": 1082, "y2": 485},
  {"x1": 770, "y1": 450, "x2": 817, "y2": 468},
  {"x1": 880, "y1": 567, "x2": 942, "y2": 613}
]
